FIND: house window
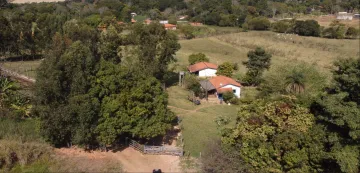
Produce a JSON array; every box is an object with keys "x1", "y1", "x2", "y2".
[{"x1": 233, "y1": 89, "x2": 236, "y2": 93}]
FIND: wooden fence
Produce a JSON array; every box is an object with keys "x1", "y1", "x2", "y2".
[{"x1": 129, "y1": 139, "x2": 183, "y2": 156}]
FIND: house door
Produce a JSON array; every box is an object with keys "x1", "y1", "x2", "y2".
[{"x1": 218, "y1": 93, "x2": 223, "y2": 100}]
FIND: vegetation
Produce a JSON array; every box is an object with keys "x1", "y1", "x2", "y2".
[
  {"x1": 216, "y1": 62, "x2": 236, "y2": 77},
  {"x1": 242, "y1": 47, "x2": 272, "y2": 86},
  {"x1": 294, "y1": 20, "x2": 321, "y2": 37},
  {"x1": 245, "y1": 17, "x2": 271, "y2": 31},
  {"x1": 259, "y1": 63, "x2": 327, "y2": 106},
  {"x1": 188, "y1": 53, "x2": 209, "y2": 65},
  {"x1": 201, "y1": 57, "x2": 360, "y2": 173}
]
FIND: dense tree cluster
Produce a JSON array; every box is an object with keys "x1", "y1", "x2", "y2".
[
  {"x1": 203, "y1": 57, "x2": 360, "y2": 173},
  {"x1": 32, "y1": 22, "x2": 179, "y2": 147}
]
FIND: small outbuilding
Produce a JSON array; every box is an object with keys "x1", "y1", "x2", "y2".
[
  {"x1": 336, "y1": 12, "x2": 353, "y2": 20},
  {"x1": 200, "y1": 75, "x2": 242, "y2": 99},
  {"x1": 188, "y1": 62, "x2": 218, "y2": 77}
]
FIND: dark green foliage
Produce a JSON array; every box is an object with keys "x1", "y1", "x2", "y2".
[
  {"x1": 222, "y1": 91, "x2": 234, "y2": 103},
  {"x1": 333, "y1": 58, "x2": 360, "y2": 104},
  {"x1": 271, "y1": 20, "x2": 292, "y2": 33},
  {"x1": 294, "y1": 20, "x2": 320, "y2": 37},
  {"x1": 34, "y1": 22, "x2": 178, "y2": 147},
  {"x1": 346, "y1": 27, "x2": 359, "y2": 39},
  {"x1": 178, "y1": 24, "x2": 195, "y2": 39},
  {"x1": 259, "y1": 63, "x2": 327, "y2": 106},
  {"x1": 216, "y1": 62, "x2": 234, "y2": 77},
  {"x1": 222, "y1": 99, "x2": 319, "y2": 172},
  {"x1": 243, "y1": 47, "x2": 272, "y2": 86},
  {"x1": 183, "y1": 74, "x2": 201, "y2": 96},
  {"x1": 246, "y1": 17, "x2": 271, "y2": 30},
  {"x1": 127, "y1": 23, "x2": 180, "y2": 80},
  {"x1": 95, "y1": 61, "x2": 176, "y2": 144},
  {"x1": 310, "y1": 58, "x2": 360, "y2": 173},
  {"x1": 188, "y1": 53, "x2": 209, "y2": 65}
]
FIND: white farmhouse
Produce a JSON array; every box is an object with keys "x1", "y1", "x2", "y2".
[
  {"x1": 188, "y1": 62, "x2": 218, "y2": 77},
  {"x1": 200, "y1": 75, "x2": 242, "y2": 99}
]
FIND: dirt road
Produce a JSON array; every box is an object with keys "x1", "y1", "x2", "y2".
[{"x1": 55, "y1": 147, "x2": 181, "y2": 172}]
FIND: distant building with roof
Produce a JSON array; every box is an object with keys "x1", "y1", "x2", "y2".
[
  {"x1": 337, "y1": 12, "x2": 353, "y2": 20},
  {"x1": 188, "y1": 62, "x2": 218, "y2": 77}
]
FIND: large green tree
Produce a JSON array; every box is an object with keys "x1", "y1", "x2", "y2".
[
  {"x1": 311, "y1": 58, "x2": 360, "y2": 173},
  {"x1": 221, "y1": 99, "x2": 324, "y2": 173},
  {"x1": 242, "y1": 47, "x2": 272, "y2": 86}
]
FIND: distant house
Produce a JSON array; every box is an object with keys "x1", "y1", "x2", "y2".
[
  {"x1": 354, "y1": 14, "x2": 360, "y2": 19},
  {"x1": 179, "y1": 15, "x2": 188, "y2": 20},
  {"x1": 160, "y1": 20, "x2": 169, "y2": 24},
  {"x1": 131, "y1": 18, "x2": 137, "y2": 23},
  {"x1": 131, "y1": 12, "x2": 137, "y2": 18},
  {"x1": 190, "y1": 22, "x2": 203, "y2": 26},
  {"x1": 188, "y1": 62, "x2": 218, "y2": 77},
  {"x1": 144, "y1": 19, "x2": 152, "y2": 25},
  {"x1": 164, "y1": 24, "x2": 177, "y2": 30},
  {"x1": 200, "y1": 76, "x2": 242, "y2": 99},
  {"x1": 337, "y1": 12, "x2": 353, "y2": 20}
]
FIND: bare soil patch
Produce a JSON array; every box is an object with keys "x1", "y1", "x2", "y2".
[{"x1": 54, "y1": 147, "x2": 181, "y2": 172}]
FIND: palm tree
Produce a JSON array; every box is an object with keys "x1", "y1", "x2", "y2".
[
  {"x1": 0, "y1": 76, "x2": 18, "y2": 106},
  {"x1": 285, "y1": 69, "x2": 306, "y2": 94}
]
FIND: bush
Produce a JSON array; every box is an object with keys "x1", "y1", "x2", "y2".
[
  {"x1": 229, "y1": 98, "x2": 240, "y2": 105},
  {"x1": 183, "y1": 74, "x2": 201, "y2": 96},
  {"x1": 346, "y1": 27, "x2": 359, "y2": 39},
  {"x1": 0, "y1": 140, "x2": 51, "y2": 170},
  {"x1": 188, "y1": 53, "x2": 209, "y2": 65},
  {"x1": 178, "y1": 24, "x2": 195, "y2": 39},
  {"x1": 294, "y1": 20, "x2": 320, "y2": 37},
  {"x1": 246, "y1": 17, "x2": 270, "y2": 30},
  {"x1": 271, "y1": 20, "x2": 292, "y2": 33},
  {"x1": 222, "y1": 91, "x2": 234, "y2": 102},
  {"x1": 322, "y1": 26, "x2": 346, "y2": 39}
]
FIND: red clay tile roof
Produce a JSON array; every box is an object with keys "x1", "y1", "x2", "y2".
[
  {"x1": 209, "y1": 75, "x2": 241, "y2": 89},
  {"x1": 188, "y1": 62, "x2": 218, "y2": 72},
  {"x1": 131, "y1": 19, "x2": 137, "y2": 23},
  {"x1": 217, "y1": 88, "x2": 233, "y2": 93},
  {"x1": 164, "y1": 24, "x2": 176, "y2": 28}
]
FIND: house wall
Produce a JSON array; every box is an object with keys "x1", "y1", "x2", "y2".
[
  {"x1": 198, "y1": 69, "x2": 217, "y2": 77},
  {"x1": 219, "y1": 85, "x2": 241, "y2": 98},
  {"x1": 336, "y1": 15, "x2": 353, "y2": 20}
]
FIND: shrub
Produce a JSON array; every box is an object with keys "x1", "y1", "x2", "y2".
[
  {"x1": 322, "y1": 26, "x2": 346, "y2": 39},
  {"x1": 271, "y1": 20, "x2": 292, "y2": 33},
  {"x1": 188, "y1": 53, "x2": 209, "y2": 65},
  {"x1": 223, "y1": 91, "x2": 235, "y2": 102},
  {"x1": 183, "y1": 74, "x2": 201, "y2": 96},
  {"x1": 0, "y1": 140, "x2": 51, "y2": 170},
  {"x1": 246, "y1": 17, "x2": 270, "y2": 30},
  {"x1": 229, "y1": 98, "x2": 240, "y2": 105},
  {"x1": 294, "y1": 20, "x2": 320, "y2": 37},
  {"x1": 346, "y1": 27, "x2": 359, "y2": 39},
  {"x1": 216, "y1": 62, "x2": 234, "y2": 77},
  {"x1": 179, "y1": 24, "x2": 195, "y2": 39}
]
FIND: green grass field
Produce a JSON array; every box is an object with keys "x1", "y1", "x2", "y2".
[{"x1": 168, "y1": 86, "x2": 239, "y2": 157}]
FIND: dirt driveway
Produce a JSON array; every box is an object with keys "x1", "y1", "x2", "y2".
[{"x1": 55, "y1": 147, "x2": 181, "y2": 173}]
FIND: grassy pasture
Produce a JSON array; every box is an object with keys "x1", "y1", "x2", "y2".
[
  {"x1": 168, "y1": 86, "x2": 239, "y2": 157},
  {"x1": 1, "y1": 60, "x2": 42, "y2": 79},
  {"x1": 176, "y1": 31, "x2": 360, "y2": 76}
]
